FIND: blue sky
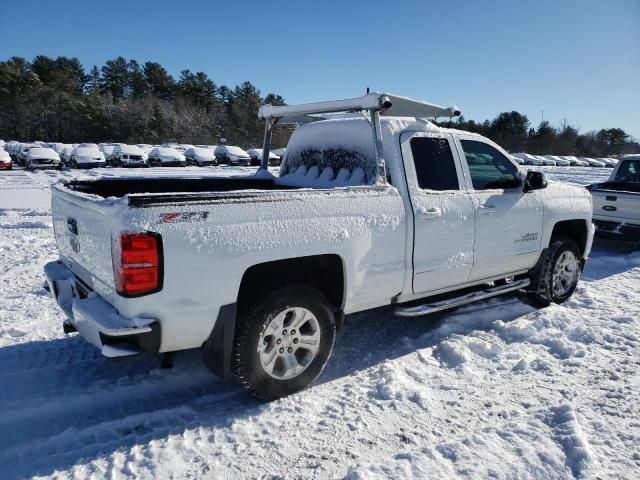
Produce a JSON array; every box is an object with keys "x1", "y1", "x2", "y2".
[{"x1": 1, "y1": 0, "x2": 638, "y2": 137}]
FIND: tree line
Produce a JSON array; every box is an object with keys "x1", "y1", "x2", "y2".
[
  {"x1": 437, "y1": 111, "x2": 638, "y2": 157},
  {"x1": 0, "y1": 55, "x2": 291, "y2": 148},
  {"x1": 1, "y1": 55, "x2": 638, "y2": 156}
]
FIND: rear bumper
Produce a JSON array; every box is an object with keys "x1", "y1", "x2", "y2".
[
  {"x1": 593, "y1": 219, "x2": 640, "y2": 240},
  {"x1": 30, "y1": 163, "x2": 60, "y2": 169},
  {"x1": 75, "y1": 162, "x2": 105, "y2": 169},
  {"x1": 159, "y1": 161, "x2": 187, "y2": 167},
  {"x1": 44, "y1": 260, "x2": 160, "y2": 359}
]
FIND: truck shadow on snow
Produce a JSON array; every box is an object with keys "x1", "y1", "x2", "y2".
[{"x1": 0, "y1": 244, "x2": 636, "y2": 478}]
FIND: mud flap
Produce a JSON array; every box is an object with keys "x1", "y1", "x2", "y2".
[{"x1": 201, "y1": 303, "x2": 237, "y2": 380}]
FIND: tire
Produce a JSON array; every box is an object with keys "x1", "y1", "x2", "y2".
[
  {"x1": 232, "y1": 285, "x2": 336, "y2": 400},
  {"x1": 527, "y1": 238, "x2": 581, "y2": 307}
]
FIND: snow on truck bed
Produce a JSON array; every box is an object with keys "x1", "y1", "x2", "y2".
[{"x1": 1, "y1": 166, "x2": 638, "y2": 479}]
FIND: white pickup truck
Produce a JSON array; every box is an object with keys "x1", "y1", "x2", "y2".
[
  {"x1": 587, "y1": 154, "x2": 640, "y2": 240},
  {"x1": 44, "y1": 93, "x2": 594, "y2": 400}
]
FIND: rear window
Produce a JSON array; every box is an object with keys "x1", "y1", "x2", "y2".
[
  {"x1": 409, "y1": 137, "x2": 459, "y2": 190},
  {"x1": 615, "y1": 160, "x2": 640, "y2": 182}
]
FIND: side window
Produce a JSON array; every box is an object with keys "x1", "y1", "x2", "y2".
[
  {"x1": 410, "y1": 137, "x2": 459, "y2": 191},
  {"x1": 615, "y1": 160, "x2": 640, "y2": 182},
  {"x1": 460, "y1": 140, "x2": 521, "y2": 190}
]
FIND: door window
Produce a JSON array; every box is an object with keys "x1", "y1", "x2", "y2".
[
  {"x1": 460, "y1": 140, "x2": 521, "y2": 190},
  {"x1": 410, "y1": 137, "x2": 459, "y2": 191}
]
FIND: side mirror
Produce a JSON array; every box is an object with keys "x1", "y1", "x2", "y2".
[{"x1": 523, "y1": 170, "x2": 548, "y2": 193}]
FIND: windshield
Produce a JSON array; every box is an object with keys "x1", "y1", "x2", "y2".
[{"x1": 615, "y1": 160, "x2": 640, "y2": 182}]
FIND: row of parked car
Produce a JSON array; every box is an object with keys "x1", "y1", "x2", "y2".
[
  {"x1": 0, "y1": 140, "x2": 286, "y2": 170},
  {"x1": 510, "y1": 153, "x2": 618, "y2": 168}
]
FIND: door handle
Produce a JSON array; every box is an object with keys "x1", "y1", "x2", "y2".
[
  {"x1": 417, "y1": 207, "x2": 442, "y2": 219},
  {"x1": 478, "y1": 204, "x2": 497, "y2": 215}
]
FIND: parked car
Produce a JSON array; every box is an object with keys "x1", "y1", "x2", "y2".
[
  {"x1": 45, "y1": 142, "x2": 64, "y2": 153},
  {"x1": 110, "y1": 145, "x2": 148, "y2": 167},
  {"x1": 60, "y1": 146, "x2": 74, "y2": 166},
  {"x1": 579, "y1": 157, "x2": 606, "y2": 168},
  {"x1": 184, "y1": 147, "x2": 218, "y2": 166},
  {"x1": 271, "y1": 147, "x2": 286, "y2": 160},
  {"x1": 26, "y1": 147, "x2": 61, "y2": 170},
  {"x1": 147, "y1": 147, "x2": 187, "y2": 167},
  {"x1": 70, "y1": 147, "x2": 106, "y2": 168},
  {"x1": 544, "y1": 155, "x2": 570, "y2": 167},
  {"x1": 587, "y1": 155, "x2": 640, "y2": 240},
  {"x1": 510, "y1": 154, "x2": 525, "y2": 165},
  {"x1": 5, "y1": 142, "x2": 19, "y2": 161},
  {"x1": 512, "y1": 153, "x2": 544, "y2": 166},
  {"x1": 214, "y1": 145, "x2": 251, "y2": 166},
  {"x1": 77, "y1": 143, "x2": 99, "y2": 150},
  {"x1": 100, "y1": 145, "x2": 117, "y2": 162},
  {"x1": 246, "y1": 148, "x2": 280, "y2": 166},
  {"x1": 45, "y1": 92, "x2": 594, "y2": 400},
  {"x1": 0, "y1": 149, "x2": 12, "y2": 170},
  {"x1": 18, "y1": 143, "x2": 38, "y2": 166},
  {"x1": 598, "y1": 158, "x2": 618, "y2": 168},
  {"x1": 161, "y1": 143, "x2": 181, "y2": 150},
  {"x1": 561, "y1": 156, "x2": 588, "y2": 167},
  {"x1": 136, "y1": 144, "x2": 154, "y2": 154}
]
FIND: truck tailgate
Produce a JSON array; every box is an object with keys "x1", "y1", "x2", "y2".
[
  {"x1": 591, "y1": 188, "x2": 640, "y2": 222},
  {"x1": 51, "y1": 185, "x2": 124, "y2": 295}
]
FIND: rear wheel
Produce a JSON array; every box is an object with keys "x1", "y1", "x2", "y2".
[
  {"x1": 528, "y1": 238, "x2": 581, "y2": 306},
  {"x1": 232, "y1": 286, "x2": 336, "y2": 400}
]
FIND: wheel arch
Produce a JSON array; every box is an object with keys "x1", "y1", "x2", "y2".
[
  {"x1": 202, "y1": 254, "x2": 346, "y2": 380},
  {"x1": 237, "y1": 254, "x2": 346, "y2": 312},
  {"x1": 549, "y1": 219, "x2": 589, "y2": 257}
]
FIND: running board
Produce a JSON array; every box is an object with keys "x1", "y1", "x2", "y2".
[{"x1": 394, "y1": 278, "x2": 531, "y2": 317}]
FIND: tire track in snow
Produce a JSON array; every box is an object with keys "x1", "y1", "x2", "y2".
[{"x1": 0, "y1": 349, "x2": 248, "y2": 479}]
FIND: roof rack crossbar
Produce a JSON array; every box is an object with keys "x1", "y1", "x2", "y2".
[{"x1": 258, "y1": 92, "x2": 461, "y2": 172}]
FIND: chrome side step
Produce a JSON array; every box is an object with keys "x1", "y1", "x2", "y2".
[{"x1": 394, "y1": 278, "x2": 531, "y2": 317}]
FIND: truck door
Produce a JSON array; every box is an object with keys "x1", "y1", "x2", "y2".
[
  {"x1": 454, "y1": 137, "x2": 544, "y2": 281},
  {"x1": 400, "y1": 132, "x2": 475, "y2": 294}
]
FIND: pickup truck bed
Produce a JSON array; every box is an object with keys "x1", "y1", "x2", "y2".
[{"x1": 65, "y1": 176, "x2": 289, "y2": 197}]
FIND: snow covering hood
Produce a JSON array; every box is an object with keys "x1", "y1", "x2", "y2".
[
  {"x1": 187, "y1": 147, "x2": 215, "y2": 159},
  {"x1": 27, "y1": 147, "x2": 59, "y2": 160},
  {"x1": 120, "y1": 145, "x2": 145, "y2": 155},
  {"x1": 74, "y1": 147, "x2": 101, "y2": 156},
  {"x1": 153, "y1": 147, "x2": 182, "y2": 158},
  {"x1": 217, "y1": 146, "x2": 249, "y2": 157}
]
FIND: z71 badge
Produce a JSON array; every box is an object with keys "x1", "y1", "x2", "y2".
[{"x1": 160, "y1": 211, "x2": 209, "y2": 223}]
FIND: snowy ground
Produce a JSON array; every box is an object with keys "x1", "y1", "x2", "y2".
[{"x1": 0, "y1": 166, "x2": 638, "y2": 479}]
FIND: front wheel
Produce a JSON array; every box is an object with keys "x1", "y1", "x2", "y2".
[
  {"x1": 528, "y1": 238, "x2": 581, "y2": 306},
  {"x1": 232, "y1": 286, "x2": 336, "y2": 400}
]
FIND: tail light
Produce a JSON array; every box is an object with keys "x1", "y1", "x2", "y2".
[{"x1": 112, "y1": 232, "x2": 163, "y2": 296}]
